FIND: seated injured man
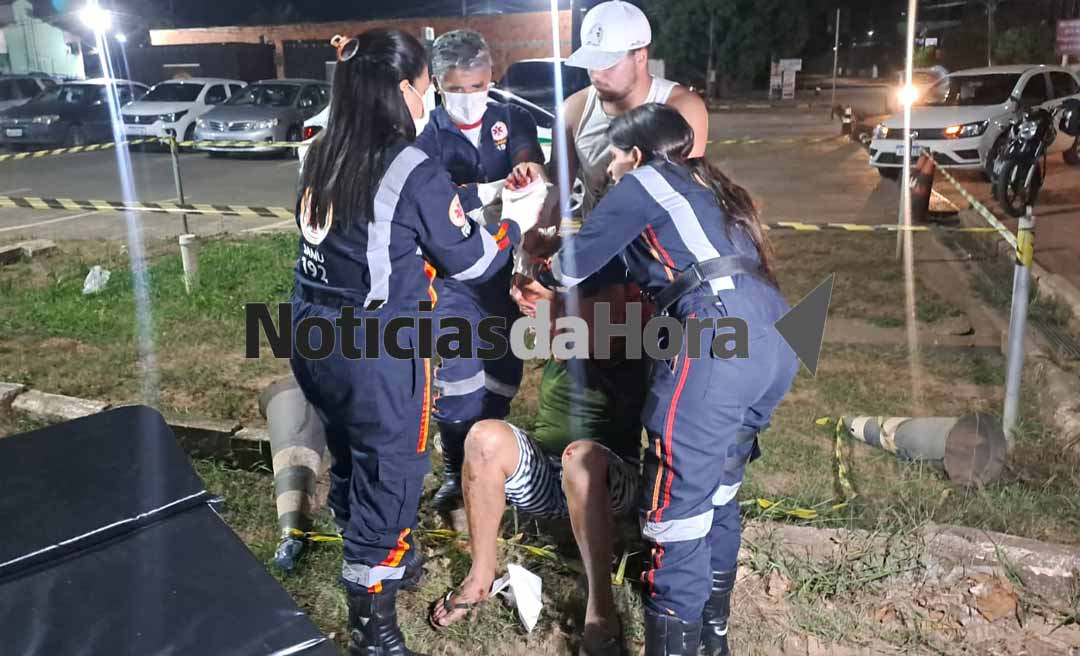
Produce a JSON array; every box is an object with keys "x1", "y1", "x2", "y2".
[{"x1": 429, "y1": 262, "x2": 653, "y2": 655}]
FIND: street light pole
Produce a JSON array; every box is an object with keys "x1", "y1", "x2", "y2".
[{"x1": 831, "y1": 7, "x2": 840, "y2": 119}]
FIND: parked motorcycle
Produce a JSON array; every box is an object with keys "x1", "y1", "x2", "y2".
[{"x1": 993, "y1": 98, "x2": 1080, "y2": 218}]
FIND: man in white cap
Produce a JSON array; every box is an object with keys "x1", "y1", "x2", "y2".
[{"x1": 500, "y1": 2, "x2": 716, "y2": 655}]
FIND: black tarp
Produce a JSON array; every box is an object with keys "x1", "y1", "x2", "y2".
[
  {"x1": 119, "y1": 44, "x2": 277, "y2": 85},
  {"x1": 0, "y1": 406, "x2": 336, "y2": 656}
]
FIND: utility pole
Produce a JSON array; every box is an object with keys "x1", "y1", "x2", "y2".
[
  {"x1": 706, "y1": 11, "x2": 716, "y2": 101},
  {"x1": 983, "y1": 0, "x2": 1000, "y2": 67},
  {"x1": 831, "y1": 7, "x2": 840, "y2": 119}
]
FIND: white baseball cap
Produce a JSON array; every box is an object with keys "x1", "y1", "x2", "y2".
[{"x1": 565, "y1": 1, "x2": 652, "y2": 71}]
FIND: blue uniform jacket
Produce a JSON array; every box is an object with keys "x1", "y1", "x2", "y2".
[
  {"x1": 294, "y1": 141, "x2": 520, "y2": 311},
  {"x1": 541, "y1": 162, "x2": 766, "y2": 307},
  {"x1": 415, "y1": 101, "x2": 544, "y2": 212}
]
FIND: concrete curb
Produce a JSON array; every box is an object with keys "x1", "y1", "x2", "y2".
[
  {"x1": 12, "y1": 390, "x2": 110, "y2": 423},
  {"x1": 0, "y1": 383, "x2": 272, "y2": 467}
]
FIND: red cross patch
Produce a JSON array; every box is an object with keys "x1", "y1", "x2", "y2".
[
  {"x1": 491, "y1": 121, "x2": 508, "y2": 142},
  {"x1": 449, "y1": 194, "x2": 466, "y2": 227}
]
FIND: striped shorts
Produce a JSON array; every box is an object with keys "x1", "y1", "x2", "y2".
[{"x1": 503, "y1": 423, "x2": 641, "y2": 520}]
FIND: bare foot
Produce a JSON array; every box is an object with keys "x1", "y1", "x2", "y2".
[
  {"x1": 580, "y1": 615, "x2": 624, "y2": 656},
  {"x1": 429, "y1": 575, "x2": 492, "y2": 630}
]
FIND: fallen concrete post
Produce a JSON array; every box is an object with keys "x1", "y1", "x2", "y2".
[
  {"x1": 258, "y1": 375, "x2": 328, "y2": 571},
  {"x1": 843, "y1": 413, "x2": 1007, "y2": 486}
]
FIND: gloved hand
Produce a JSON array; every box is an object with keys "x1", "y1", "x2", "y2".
[
  {"x1": 501, "y1": 179, "x2": 551, "y2": 235},
  {"x1": 476, "y1": 179, "x2": 505, "y2": 207}
]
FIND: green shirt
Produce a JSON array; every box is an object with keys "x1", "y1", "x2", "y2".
[{"x1": 531, "y1": 357, "x2": 648, "y2": 462}]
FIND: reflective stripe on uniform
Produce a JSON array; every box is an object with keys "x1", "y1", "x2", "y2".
[
  {"x1": 434, "y1": 370, "x2": 519, "y2": 398},
  {"x1": 629, "y1": 167, "x2": 735, "y2": 293},
  {"x1": 551, "y1": 252, "x2": 588, "y2": 288},
  {"x1": 641, "y1": 509, "x2": 714, "y2": 542},
  {"x1": 341, "y1": 562, "x2": 406, "y2": 587},
  {"x1": 711, "y1": 482, "x2": 741, "y2": 507},
  {"x1": 451, "y1": 227, "x2": 499, "y2": 281},
  {"x1": 365, "y1": 146, "x2": 429, "y2": 307}
]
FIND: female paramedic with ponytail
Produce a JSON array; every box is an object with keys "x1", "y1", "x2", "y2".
[
  {"x1": 534, "y1": 103, "x2": 798, "y2": 656},
  {"x1": 290, "y1": 29, "x2": 543, "y2": 656}
]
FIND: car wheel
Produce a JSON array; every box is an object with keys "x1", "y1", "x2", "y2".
[
  {"x1": 182, "y1": 124, "x2": 197, "y2": 151},
  {"x1": 983, "y1": 134, "x2": 1008, "y2": 182},
  {"x1": 286, "y1": 127, "x2": 302, "y2": 159},
  {"x1": 1064, "y1": 137, "x2": 1080, "y2": 166},
  {"x1": 64, "y1": 126, "x2": 87, "y2": 148},
  {"x1": 877, "y1": 167, "x2": 901, "y2": 180}
]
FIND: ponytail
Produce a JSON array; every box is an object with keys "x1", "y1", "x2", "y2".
[{"x1": 686, "y1": 157, "x2": 778, "y2": 287}]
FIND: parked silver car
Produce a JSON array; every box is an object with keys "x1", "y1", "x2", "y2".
[{"x1": 193, "y1": 79, "x2": 330, "y2": 157}]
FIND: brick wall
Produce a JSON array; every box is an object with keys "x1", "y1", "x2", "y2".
[{"x1": 149, "y1": 11, "x2": 572, "y2": 80}]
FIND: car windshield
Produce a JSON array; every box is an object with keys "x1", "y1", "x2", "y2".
[
  {"x1": 142, "y1": 83, "x2": 204, "y2": 103},
  {"x1": 226, "y1": 84, "x2": 299, "y2": 107},
  {"x1": 920, "y1": 73, "x2": 1021, "y2": 106},
  {"x1": 500, "y1": 62, "x2": 591, "y2": 102},
  {"x1": 34, "y1": 84, "x2": 102, "y2": 104},
  {"x1": 912, "y1": 72, "x2": 940, "y2": 86}
]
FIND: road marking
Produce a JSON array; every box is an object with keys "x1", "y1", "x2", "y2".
[
  {"x1": 0, "y1": 188, "x2": 32, "y2": 195},
  {"x1": 0, "y1": 209, "x2": 101, "y2": 233},
  {"x1": 243, "y1": 219, "x2": 295, "y2": 234}
]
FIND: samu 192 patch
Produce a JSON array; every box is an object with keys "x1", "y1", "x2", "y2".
[
  {"x1": 449, "y1": 194, "x2": 466, "y2": 227},
  {"x1": 491, "y1": 120, "x2": 508, "y2": 151}
]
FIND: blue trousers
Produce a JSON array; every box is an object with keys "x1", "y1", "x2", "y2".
[
  {"x1": 290, "y1": 298, "x2": 430, "y2": 591},
  {"x1": 431, "y1": 273, "x2": 523, "y2": 427},
  {"x1": 639, "y1": 282, "x2": 799, "y2": 621}
]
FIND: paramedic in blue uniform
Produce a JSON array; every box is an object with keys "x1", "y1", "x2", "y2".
[
  {"x1": 290, "y1": 29, "x2": 541, "y2": 656},
  {"x1": 415, "y1": 29, "x2": 546, "y2": 513},
  {"x1": 535, "y1": 104, "x2": 799, "y2": 656}
]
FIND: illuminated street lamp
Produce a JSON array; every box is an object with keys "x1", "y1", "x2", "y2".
[
  {"x1": 79, "y1": 4, "x2": 112, "y2": 33},
  {"x1": 116, "y1": 33, "x2": 127, "y2": 44},
  {"x1": 898, "y1": 83, "x2": 920, "y2": 107}
]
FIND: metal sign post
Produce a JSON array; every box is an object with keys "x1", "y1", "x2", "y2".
[{"x1": 1002, "y1": 205, "x2": 1036, "y2": 449}]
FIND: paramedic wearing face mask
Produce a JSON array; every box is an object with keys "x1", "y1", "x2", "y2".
[
  {"x1": 291, "y1": 29, "x2": 544, "y2": 655},
  {"x1": 414, "y1": 29, "x2": 546, "y2": 514}
]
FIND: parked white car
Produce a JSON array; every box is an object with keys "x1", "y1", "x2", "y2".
[
  {"x1": 122, "y1": 78, "x2": 246, "y2": 143},
  {"x1": 869, "y1": 65, "x2": 1080, "y2": 179}
]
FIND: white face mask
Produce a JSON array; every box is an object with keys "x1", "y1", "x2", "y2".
[
  {"x1": 406, "y1": 83, "x2": 430, "y2": 135},
  {"x1": 442, "y1": 90, "x2": 490, "y2": 126}
]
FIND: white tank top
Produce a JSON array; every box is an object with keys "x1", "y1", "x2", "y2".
[{"x1": 574, "y1": 76, "x2": 678, "y2": 218}]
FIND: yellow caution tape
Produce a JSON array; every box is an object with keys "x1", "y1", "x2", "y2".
[
  {"x1": 937, "y1": 167, "x2": 1019, "y2": 251},
  {"x1": 706, "y1": 136, "x2": 844, "y2": 147},
  {"x1": 0, "y1": 138, "x2": 161, "y2": 162},
  {"x1": 1016, "y1": 225, "x2": 1035, "y2": 267},
  {"x1": 817, "y1": 416, "x2": 859, "y2": 502},
  {"x1": 0, "y1": 195, "x2": 1017, "y2": 236},
  {"x1": 287, "y1": 528, "x2": 343, "y2": 544},
  {"x1": 0, "y1": 195, "x2": 294, "y2": 219}
]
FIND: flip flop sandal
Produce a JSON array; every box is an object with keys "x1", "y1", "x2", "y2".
[{"x1": 428, "y1": 589, "x2": 484, "y2": 631}]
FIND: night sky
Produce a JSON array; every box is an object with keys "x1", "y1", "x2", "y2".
[{"x1": 33, "y1": 0, "x2": 576, "y2": 29}]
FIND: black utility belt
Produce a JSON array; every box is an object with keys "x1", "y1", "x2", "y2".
[
  {"x1": 651, "y1": 256, "x2": 768, "y2": 314},
  {"x1": 297, "y1": 286, "x2": 386, "y2": 312}
]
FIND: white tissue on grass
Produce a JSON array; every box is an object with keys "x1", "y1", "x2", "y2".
[
  {"x1": 490, "y1": 563, "x2": 543, "y2": 633},
  {"x1": 82, "y1": 266, "x2": 111, "y2": 295}
]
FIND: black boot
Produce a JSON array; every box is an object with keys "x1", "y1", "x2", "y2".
[
  {"x1": 430, "y1": 421, "x2": 471, "y2": 512},
  {"x1": 346, "y1": 584, "x2": 427, "y2": 656},
  {"x1": 700, "y1": 569, "x2": 736, "y2": 656},
  {"x1": 644, "y1": 611, "x2": 702, "y2": 656},
  {"x1": 400, "y1": 548, "x2": 425, "y2": 592}
]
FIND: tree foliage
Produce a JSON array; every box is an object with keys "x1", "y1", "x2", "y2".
[
  {"x1": 646, "y1": 0, "x2": 815, "y2": 91},
  {"x1": 993, "y1": 25, "x2": 1057, "y2": 64}
]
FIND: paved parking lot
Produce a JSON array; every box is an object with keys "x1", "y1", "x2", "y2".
[
  {"x1": 0, "y1": 147, "x2": 303, "y2": 241},
  {"x1": 0, "y1": 108, "x2": 899, "y2": 243}
]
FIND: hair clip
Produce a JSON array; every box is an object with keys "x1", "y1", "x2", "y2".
[{"x1": 331, "y1": 34, "x2": 359, "y2": 62}]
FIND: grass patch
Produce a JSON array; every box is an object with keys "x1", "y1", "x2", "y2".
[{"x1": 2, "y1": 230, "x2": 1079, "y2": 653}]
